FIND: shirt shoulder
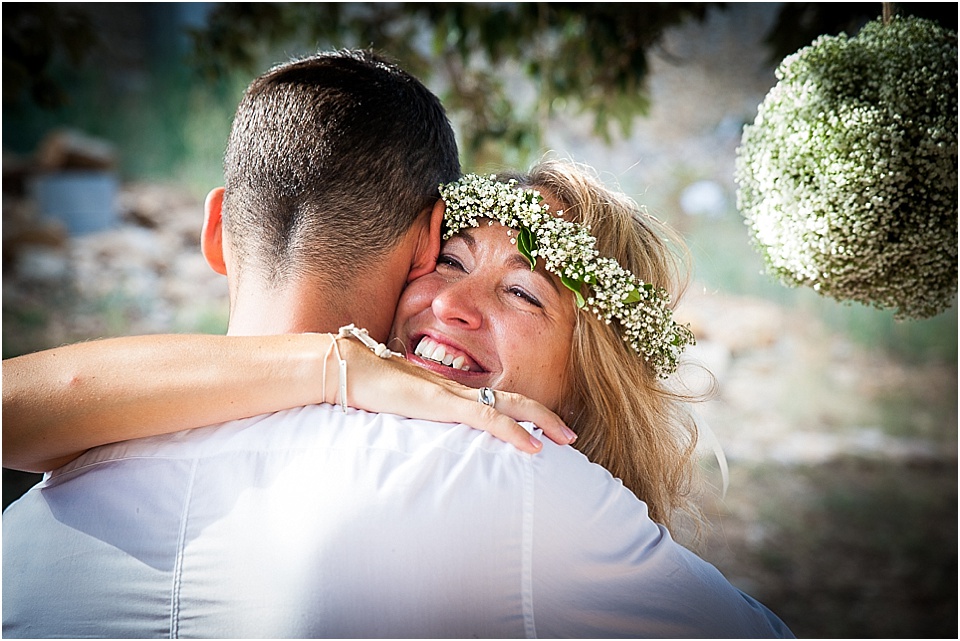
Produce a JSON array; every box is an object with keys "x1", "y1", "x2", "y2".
[
  {"x1": 527, "y1": 440, "x2": 794, "y2": 638},
  {"x1": 47, "y1": 405, "x2": 517, "y2": 480}
]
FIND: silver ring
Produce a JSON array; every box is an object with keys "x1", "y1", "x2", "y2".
[{"x1": 478, "y1": 387, "x2": 496, "y2": 408}]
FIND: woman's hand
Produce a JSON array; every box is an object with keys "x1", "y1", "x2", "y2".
[{"x1": 332, "y1": 335, "x2": 576, "y2": 453}]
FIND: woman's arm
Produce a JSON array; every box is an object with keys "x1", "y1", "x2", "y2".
[{"x1": 3, "y1": 333, "x2": 572, "y2": 472}]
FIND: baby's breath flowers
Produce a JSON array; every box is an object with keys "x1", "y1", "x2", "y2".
[
  {"x1": 735, "y1": 16, "x2": 957, "y2": 320},
  {"x1": 440, "y1": 173, "x2": 695, "y2": 378}
]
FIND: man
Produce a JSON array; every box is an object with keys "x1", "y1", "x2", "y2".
[{"x1": 3, "y1": 50, "x2": 792, "y2": 637}]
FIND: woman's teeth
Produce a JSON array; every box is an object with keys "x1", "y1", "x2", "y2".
[{"x1": 414, "y1": 337, "x2": 470, "y2": 371}]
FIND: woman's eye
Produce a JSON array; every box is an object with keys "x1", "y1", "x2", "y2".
[
  {"x1": 509, "y1": 286, "x2": 543, "y2": 308},
  {"x1": 437, "y1": 254, "x2": 465, "y2": 271}
]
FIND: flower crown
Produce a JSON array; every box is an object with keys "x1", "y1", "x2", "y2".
[{"x1": 440, "y1": 174, "x2": 695, "y2": 378}]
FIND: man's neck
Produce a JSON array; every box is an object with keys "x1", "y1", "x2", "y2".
[{"x1": 224, "y1": 273, "x2": 403, "y2": 342}]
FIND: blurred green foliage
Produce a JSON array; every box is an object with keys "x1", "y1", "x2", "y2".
[
  {"x1": 178, "y1": 2, "x2": 718, "y2": 167},
  {"x1": 8, "y1": 3, "x2": 955, "y2": 171},
  {"x1": 2, "y1": 4, "x2": 97, "y2": 109},
  {"x1": 5, "y1": 3, "x2": 956, "y2": 170}
]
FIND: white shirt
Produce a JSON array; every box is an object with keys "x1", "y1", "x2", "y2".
[{"x1": 3, "y1": 404, "x2": 792, "y2": 638}]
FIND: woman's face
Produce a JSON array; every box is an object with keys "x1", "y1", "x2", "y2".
[{"x1": 392, "y1": 219, "x2": 577, "y2": 412}]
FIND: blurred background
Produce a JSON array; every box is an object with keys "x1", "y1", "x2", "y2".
[{"x1": 3, "y1": 3, "x2": 956, "y2": 637}]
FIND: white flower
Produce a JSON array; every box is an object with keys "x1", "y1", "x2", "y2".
[{"x1": 735, "y1": 16, "x2": 957, "y2": 320}]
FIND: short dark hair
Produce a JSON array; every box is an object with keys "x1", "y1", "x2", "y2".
[{"x1": 222, "y1": 49, "x2": 460, "y2": 286}]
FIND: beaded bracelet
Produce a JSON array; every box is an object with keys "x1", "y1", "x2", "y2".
[
  {"x1": 321, "y1": 324, "x2": 403, "y2": 413},
  {"x1": 337, "y1": 324, "x2": 403, "y2": 359}
]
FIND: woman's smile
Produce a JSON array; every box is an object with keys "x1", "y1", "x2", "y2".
[{"x1": 412, "y1": 336, "x2": 473, "y2": 371}]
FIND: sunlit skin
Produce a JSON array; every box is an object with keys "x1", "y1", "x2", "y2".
[{"x1": 392, "y1": 217, "x2": 577, "y2": 413}]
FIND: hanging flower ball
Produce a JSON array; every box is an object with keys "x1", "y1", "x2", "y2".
[{"x1": 735, "y1": 15, "x2": 957, "y2": 320}]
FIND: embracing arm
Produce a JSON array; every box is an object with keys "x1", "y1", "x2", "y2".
[
  {"x1": 3, "y1": 333, "x2": 570, "y2": 472},
  {"x1": 3, "y1": 335, "x2": 327, "y2": 472}
]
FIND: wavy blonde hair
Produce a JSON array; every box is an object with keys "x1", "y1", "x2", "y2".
[{"x1": 501, "y1": 159, "x2": 702, "y2": 529}]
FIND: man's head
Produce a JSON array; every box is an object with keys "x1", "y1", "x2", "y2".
[{"x1": 201, "y1": 49, "x2": 460, "y2": 336}]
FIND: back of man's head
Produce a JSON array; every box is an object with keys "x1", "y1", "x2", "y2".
[{"x1": 222, "y1": 49, "x2": 459, "y2": 288}]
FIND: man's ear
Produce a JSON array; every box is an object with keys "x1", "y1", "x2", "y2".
[
  {"x1": 406, "y1": 198, "x2": 445, "y2": 282},
  {"x1": 200, "y1": 187, "x2": 228, "y2": 275}
]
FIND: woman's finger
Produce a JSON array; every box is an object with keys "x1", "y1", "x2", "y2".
[
  {"x1": 468, "y1": 389, "x2": 577, "y2": 447},
  {"x1": 416, "y1": 392, "x2": 546, "y2": 454},
  {"x1": 410, "y1": 383, "x2": 576, "y2": 453},
  {"x1": 409, "y1": 374, "x2": 576, "y2": 449}
]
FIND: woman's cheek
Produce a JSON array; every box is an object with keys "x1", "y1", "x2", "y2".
[{"x1": 399, "y1": 277, "x2": 448, "y2": 333}]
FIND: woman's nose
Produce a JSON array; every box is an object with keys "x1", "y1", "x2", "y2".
[{"x1": 431, "y1": 278, "x2": 483, "y2": 329}]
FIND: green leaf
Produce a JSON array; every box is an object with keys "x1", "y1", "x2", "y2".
[
  {"x1": 517, "y1": 227, "x2": 537, "y2": 269},
  {"x1": 560, "y1": 275, "x2": 587, "y2": 308},
  {"x1": 623, "y1": 286, "x2": 642, "y2": 304}
]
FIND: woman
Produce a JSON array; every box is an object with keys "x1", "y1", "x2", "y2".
[
  {"x1": 398, "y1": 163, "x2": 700, "y2": 526},
  {"x1": 3, "y1": 159, "x2": 700, "y2": 528}
]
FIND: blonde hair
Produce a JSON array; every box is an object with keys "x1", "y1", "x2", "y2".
[{"x1": 502, "y1": 159, "x2": 701, "y2": 529}]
